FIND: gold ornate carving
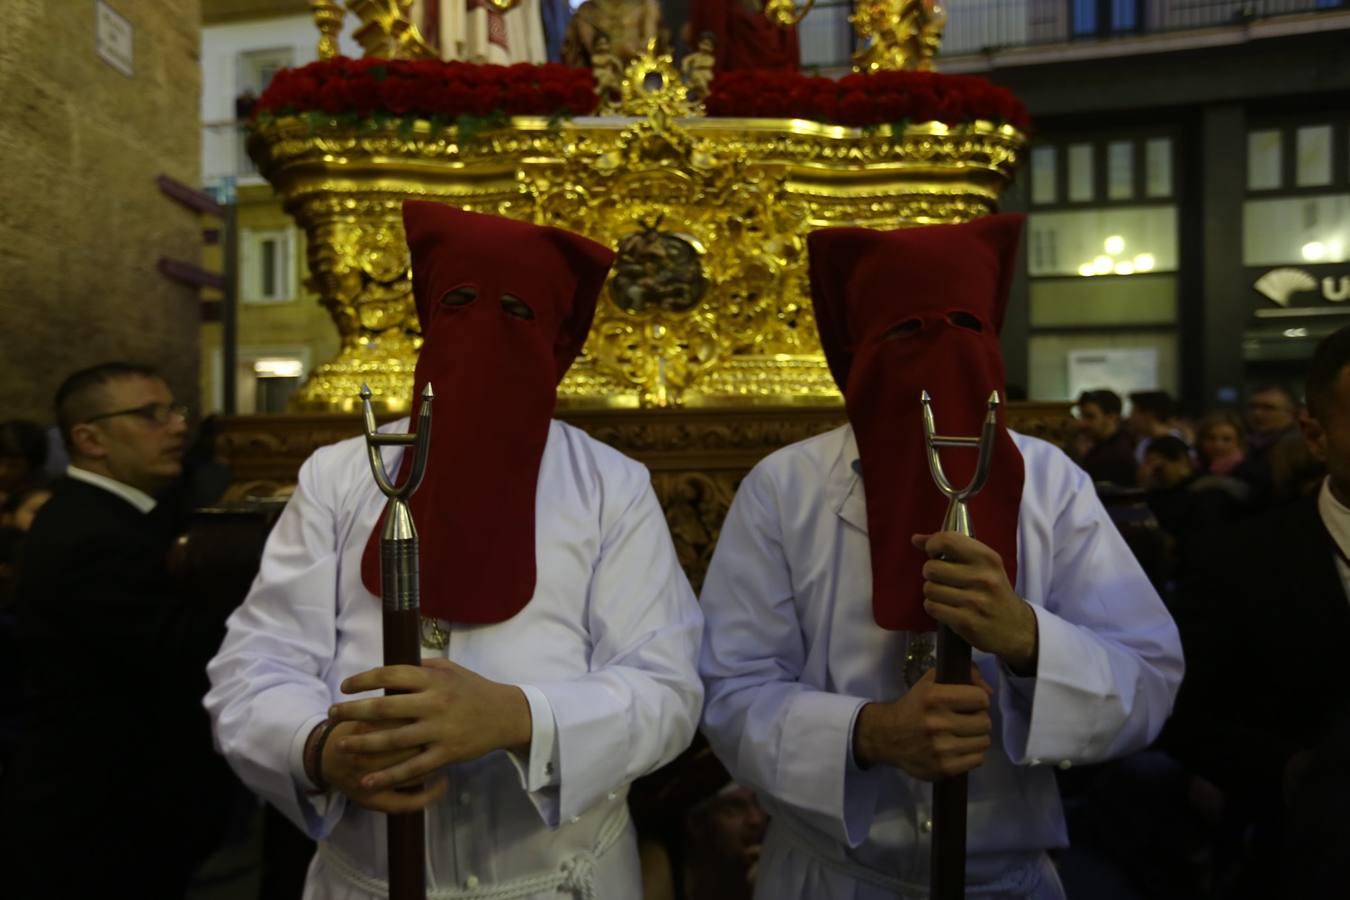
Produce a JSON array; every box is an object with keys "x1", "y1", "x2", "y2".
[
  {"x1": 851, "y1": 0, "x2": 947, "y2": 73},
  {"x1": 764, "y1": 0, "x2": 817, "y2": 26},
  {"x1": 609, "y1": 40, "x2": 696, "y2": 119},
  {"x1": 310, "y1": 0, "x2": 347, "y2": 60},
  {"x1": 346, "y1": 0, "x2": 438, "y2": 59},
  {"x1": 248, "y1": 114, "x2": 1023, "y2": 412}
]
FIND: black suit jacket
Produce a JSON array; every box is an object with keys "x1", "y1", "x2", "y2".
[
  {"x1": 0, "y1": 477, "x2": 235, "y2": 897},
  {"x1": 1166, "y1": 496, "x2": 1350, "y2": 819}
]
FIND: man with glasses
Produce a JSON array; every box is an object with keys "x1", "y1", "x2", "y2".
[{"x1": 0, "y1": 362, "x2": 235, "y2": 898}]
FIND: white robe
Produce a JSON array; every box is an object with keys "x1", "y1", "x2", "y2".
[
  {"x1": 205, "y1": 419, "x2": 704, "y2": 899},
  {"x1": 426, "y1": 0, "x2": 547, "y2": 63},
  {"x1": 699, "y1": 426, "x2": 1184, "y2": 900}
]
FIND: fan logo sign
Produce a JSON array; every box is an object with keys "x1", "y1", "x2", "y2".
[{"x1": 1255, "y1": 268, "x2": 1350, "y2": 307}]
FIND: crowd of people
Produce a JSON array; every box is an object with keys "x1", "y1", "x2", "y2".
[
  {"x1": 0, "y1": 207, "x2": 1344, "y2": 900},
  {"x1": 1063, "y1": 370, "x2": 1350, "y2": 898}
]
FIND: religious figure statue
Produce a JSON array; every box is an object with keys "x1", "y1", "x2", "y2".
[
  {"x1": 850, "y1": 0, "x2": 947, "y2": 73},
  {"x1": 561, "y1": 0, "x2": 663, "y2": 66},
  {"x1": 611, "y1": 224, "x2": 707, "y2": 315},
  {"x1": 686, "y1": 0, "x2": 798, "y2": 73},
  {"x1": 412, "y1": 0, "x2": 547, "y2": 63},
  {"x1": 590, "y1": 32, "x2": 625, "y2": 104},
  {"x1": 680, "y1": 32, "x2": 717, "y2": 102}
]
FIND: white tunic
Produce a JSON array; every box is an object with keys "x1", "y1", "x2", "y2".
[
  {"x1": 434, "y1": 0, "x2": 547, "y2": 63},
  {"x1": 699, "y1": 426, "x2": 1184, "y2": 899},
  {"x1": 205, "y1": 420, "x2": 704, "y2": 899}
]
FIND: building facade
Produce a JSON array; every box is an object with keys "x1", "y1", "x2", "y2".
[
  {"x1": 934, "y1": 0, "x2": 1350, "y2": 409},
  {"x1": 199, "y1": 1, "x2": 358, "y2": 414}
]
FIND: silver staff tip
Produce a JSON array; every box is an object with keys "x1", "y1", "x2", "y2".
[
  {"x1": 987, "y1": 390, "x2": 1002, "y2": 408},
  {"x1": 920, "y1": 389, "x2": 932, "y2": 404},
  {"x1": 359, "y1": 384, "x2": 372, "y2": 400},
  {"x1": 421, "y1": 383, "x2": 434, "y2": 400}
]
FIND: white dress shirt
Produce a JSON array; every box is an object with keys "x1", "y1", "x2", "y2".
[
  {"x1": 66, "y1": 464, "x2": 157, "y2": 514},
  {"x1": 205, "y1": 419, "x2": 704, "y2": 899},
  {"x1": 699, "y1": 425, "x2": 1184, "y2": 899},
  {"x1": 1316, "y1": 477, "x2": 1350, "y2": 602}
]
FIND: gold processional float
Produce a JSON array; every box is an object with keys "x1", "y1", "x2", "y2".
[{"x1": 218, "y1": 0, "x2": 1068, "y2": 584}]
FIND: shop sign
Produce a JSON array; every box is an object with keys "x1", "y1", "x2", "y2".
[{"x1": 1254, "y1": 268, "x2": 1350, "y2": 307}]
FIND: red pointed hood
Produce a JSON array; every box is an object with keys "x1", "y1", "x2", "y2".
[
  {"x1": 808, "y1": 214, "x2": 1026, "y2": 631},
  {"x1": 361, "y1": 201, "x2": 615, "y2": 624}
]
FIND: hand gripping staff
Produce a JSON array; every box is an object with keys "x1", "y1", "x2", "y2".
[
  {"x1": 921, "y1": 388, "x2": 1001, "y2": 900},
  {"x1": 361, "y1": 383, "x2": 434, "y2": 900}
]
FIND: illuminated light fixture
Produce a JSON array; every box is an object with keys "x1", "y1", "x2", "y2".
[
  {"x1": 1078, "y1": 263, "x2": 1096, "y2": 277},
  {"x1": 1093, "y1": 255, "x2": 1113, "y2": 275},
  {"x1": 254, "y1": 358, "x2": 303, "y2": 378},
  {"x1": 1133, "y1": 253, "x2": 1156, "y2": 272},
  {"x1": 1104, "y1": 235, "x2": 1126, "y2": 255},
  {"x1": 1114, "y1": 262, "x2": 1136, "y2": 276},
  {"x1": 1284, "y1": 328, "x2": 1308, "y2": 338},
  {"x1": 1302, "y1": 241, "x2": 1326, "y2": 262}
]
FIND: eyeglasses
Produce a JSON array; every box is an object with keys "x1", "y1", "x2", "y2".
[{"x1": 83, "y1": 402, "x2": 189, "y2": 426}]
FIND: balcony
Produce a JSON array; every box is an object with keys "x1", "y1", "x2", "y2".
[{"x1": 797, "y1": 0, "x2": 1348, "y2": 69}]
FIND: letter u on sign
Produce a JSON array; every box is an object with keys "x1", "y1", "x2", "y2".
[{"x1": 1325, "y1": 277, "x2": 1350, "y2": 303}]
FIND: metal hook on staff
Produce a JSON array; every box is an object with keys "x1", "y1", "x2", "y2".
[
  {"x1": 360, "y1": 382, "x2": 433, "y2": 900},
  {"x1": 919, "y1": 387, "x2": 1001, "y2": 900},
  {"x1": 921, "y1": 389, "x2": 1000, "y2": 539},
  {"x1": 362, "y1": 383, "x2": 434, "y2": 503}
]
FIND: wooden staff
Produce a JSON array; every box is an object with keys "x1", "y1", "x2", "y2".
[
  {"x1": 361, "y1": 383, "x2": 434, "y2": 900},
  {"x1": 920, "y1": 390, "x2": 1001, "y2": 900}
]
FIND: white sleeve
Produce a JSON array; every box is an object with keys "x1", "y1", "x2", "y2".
[
  {"x1": 524, "y1": 470, "x2": 705, "y2": 826},
  {"x1": 699, "y1": 468, "x2": 883, "y2": 848},
  {"x1": 204, "y1": 448, "x2": 348, "y2": 839},
  {"x1": 998, "y1": 452, "x2": 1185, "y2": 767},
  {"x1": 506, "y1": 685, "x2": 560, "y2": 792}
]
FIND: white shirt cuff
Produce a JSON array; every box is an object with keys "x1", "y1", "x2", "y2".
[
  {"x1": 507, "y1": 684, "x2": 559, "y2": 792},
  {"x1": 291, "y1": 713, "x2": 329, "y2": 792}
]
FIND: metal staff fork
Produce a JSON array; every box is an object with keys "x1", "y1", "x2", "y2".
[
  {"x1": 361, "y1": 382, "x2": 434, "y2": 900},
  {"x1": 920, "y1": 388, "x2": 1001, "y2": 900}
]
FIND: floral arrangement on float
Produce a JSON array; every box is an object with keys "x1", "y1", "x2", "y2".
[
  {"x1": 252, "y1": 57, "x2": 1028, "y2": 133},
  {"x1": 703, "y1": 70, "x2": 1030, "y2": 131},
  {"x1": 254, "y1": 58, "x2": 601, "y2": 137}
]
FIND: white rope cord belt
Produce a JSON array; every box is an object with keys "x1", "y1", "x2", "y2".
[{"x1": 316, "y1": 808, "x2": 629, "y2": 900}]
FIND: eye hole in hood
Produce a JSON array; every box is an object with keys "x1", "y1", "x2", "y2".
[
  {"x1": 501, "y1": 294, "x2": 535, "y2": 320},
  {"x1": 948, "y1": 311, "x2": 983, "y2": 333},
  {"x1": 882, "y1": 317, "x2": 923, "y2": 340},
  {"x1": 440, "y1": 286, "x2": 477, "y2": 307}
]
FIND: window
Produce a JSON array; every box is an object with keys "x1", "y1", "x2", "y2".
[
  {"x1": 1028, "y1": 206, "x2": 1178, "y2": 277},
  {"x1": 1031, "y1": 146, "x2": 1057, "y2": 205},
  {"x1": 1296, "y1": 125, "x2": 1334, "y2": 188},
  {"x1": 1107, "y1": 141, "x2": 1134, "y2": 200},
  {"x1": 1030, "y1": 275, "x2": 1177, "y2": 327},
  {"x1": 1029, "y1": 332, "x2": 1178, "y2": 401},
  {"x1": 798, "y1": 2, "x2": 853, "y2": 68},
  {"x1": 240, "y1": 228, "x2": 297, "y2": 303},
  {"x1": 1247, "y1": 130, "x2": 1283, "y2": 191},
  {"x1": 238, "y1": 48, "x2": 293, "y2": 99},
  {"x1": 1072, "y1": 0, "x2": 1140, "y2": 35},
  {"x1": 1068, "y1": 143, "x2": 1094, "y2": 202},
  {"x1": 1145, "y1": 138, "x2": 1173, "y2": 198},
  {"x1": 1244, "y1": 194, "x2": 1350, "y2": 266},
  {"x1": 253, "y1": 359, "x2": 304, "y2": 414}
]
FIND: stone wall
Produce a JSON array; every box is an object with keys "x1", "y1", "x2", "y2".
[{"x1": 0, "y1": 0, "x2": 203, "y2": 422}]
